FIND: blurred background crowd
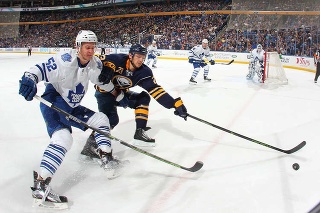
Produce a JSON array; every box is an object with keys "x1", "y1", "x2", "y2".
[{"x1": 0, "y1": 0, "x2": 319, "y2": 57}]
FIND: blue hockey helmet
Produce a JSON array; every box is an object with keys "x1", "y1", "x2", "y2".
[{"x1": 129, "y1": 44, "x2": 147, "y2": 56}]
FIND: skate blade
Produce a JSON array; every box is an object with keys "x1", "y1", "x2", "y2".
[
  {"x1": 104, "y1": 160, "x2": 130, "y2": 180},
  {"x1": 133, "y1": 139, "x2": 156, "y2": 147},
  {"x1": 79, "y1": 155, "x2": 101, "y2": 164},
  {"x1": 32, "y1": 199, "x2": 68, "y2": 210}
]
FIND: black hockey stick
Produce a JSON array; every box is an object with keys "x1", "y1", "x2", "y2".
[
  {"x1": 187, "y1": 114, "x2": 306, "y2": 154},
  {"x1": 215, "y1": 59, "x2": 234, "y2": 65},
  {"x1": 34, "y1": 95, "x2": 203, "y2": 172}
]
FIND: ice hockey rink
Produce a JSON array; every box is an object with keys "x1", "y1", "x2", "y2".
[{"x1": 1, "y1": 53, "x2": 320, "y2": 213}]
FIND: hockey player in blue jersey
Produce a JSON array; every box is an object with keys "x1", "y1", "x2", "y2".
[
  {"x1": 145, "y1": 40, "x2": 160, "y2": 68},
  {"x1": 18, "y1": 30, "x2": 126, "y2": 209},
  {"x1": 80, "y1": 43, "x2": 187, "y2": 160},
  {"x1": 188, "y1": 39, "x2": 215, "y2": 84}
]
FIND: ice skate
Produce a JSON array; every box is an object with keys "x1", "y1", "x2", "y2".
[
  {"x1": 31, "y1": 171, "x2": 68, "y2": 210},
  {"x1": 152, "y1": 65, "x2": 157, "y2": 68},
  {"x1": 80, "y1": 132, "x2": 100, "y2": 161},
  {"x1": 204, "y1": 76, "x2": 211, "y2": 81},
  {"x1": 133, "y1": 128, "x2": 156, "y2": 147},
  {"x1": 246, "y1": 72, "x2": 253, "y2": 80},
  {"x1": 189, "y1": 77, "x2": 197, "y2": 84},
  {"x1": 98, "y1": 150, "x2": 130, "y2": 179}
]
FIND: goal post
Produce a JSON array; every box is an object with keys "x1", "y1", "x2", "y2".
[{"x1": 263, "y1": 52, "x2": 288, "y2": 84}]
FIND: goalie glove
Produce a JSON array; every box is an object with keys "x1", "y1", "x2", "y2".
[
  {"x1": 173, "y1": 97, "x2": 187, "y2": 120},
  {"x1": 19, "y1": 72, "x2": 38, "y2": 101}
]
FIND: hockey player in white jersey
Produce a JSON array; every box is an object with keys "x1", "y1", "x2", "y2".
[
  {"x1": 19, "y1": 30, "x2": 127, "y2": 209},
  {"x1": 246, "y1": 44, "x2": 265, "y2": 83},
  {"x1": 188, "y1": 39, "x2": 215, "y2": 84},
  {"x1": 145, "y1": 40, "x2": 160, "y2": 68}
]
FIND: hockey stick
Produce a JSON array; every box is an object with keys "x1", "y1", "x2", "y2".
[
  {"x1": 34, "y1": 95, "x2": 203, "y2": 172},
  {"x1": 215, "y1": 59, "x2": 234, "y2": 65},
  {"x1": 187, "y1": 114, "x2": 306, "y2": 154}
]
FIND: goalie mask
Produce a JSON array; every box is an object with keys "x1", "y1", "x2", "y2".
[{"x1": 257, "y1": 44, "x2": 262, "y2": 52}]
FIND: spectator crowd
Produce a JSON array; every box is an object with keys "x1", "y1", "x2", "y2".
[{"x1": 0, "y1": 0, "x2": 319, "y2": 57}]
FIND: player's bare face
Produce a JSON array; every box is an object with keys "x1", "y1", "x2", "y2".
[
  {"x1": 130, "y1": 53, "x2": 146, "y2": 69},
  {"x1": 78, "y1": 42, "x2": 96, "y2": 64},
  {"x1": 202, "y1": 43, "x2": 208, "y2": 49}
]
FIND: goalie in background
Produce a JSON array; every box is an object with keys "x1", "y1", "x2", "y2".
[
  {"x1": 145, "y1": 40, "x2": 160, "y2": 68},
  {"x1": 314, "y1": 47, "x2": 320, "y2": 83},
  {"x1": 188, "y1": 39, "x2": 215, "y2": 84},
  {"x1": 246, "y1": 44, "x2": 265, "y2": 83}
]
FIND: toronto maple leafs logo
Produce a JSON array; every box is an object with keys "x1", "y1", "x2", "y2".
[
  {"x1": 61, "y1": 53, "x2": 72, "y2": 62},
  {"x1": 67, "y1": 83, "x2": 85, "y2": 106}
]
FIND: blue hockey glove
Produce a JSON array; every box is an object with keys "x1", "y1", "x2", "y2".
[
  {"x1": 98, "y1": 66, "x2": 114, "y2": 84},
  {"x1": 200, "y1": 60, "x2": 207, "y2": 67},
  {"x1": 209, "y1": 59, "x2": 215, "y2": 65},
  {"x1": 19, "y1": 72, "x2": 38, "y2": 101},
  {"x1": 116, "y1": 91, "x2": 129, "y2": 108},
  {"x1": 188, "y1": 58, "x2": 195, "y2": 63},
  {"x1": 173, "y1": 97, "x2": 187, "y2": 120}
]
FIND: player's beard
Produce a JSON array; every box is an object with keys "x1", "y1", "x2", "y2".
[{"x1": 130, "y1": 59, "x2": 142, "y2": 69}]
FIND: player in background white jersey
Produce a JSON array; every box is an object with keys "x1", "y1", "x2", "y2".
[
  {"x1": 188, "y1": 39, "x2": 215, "y2": 84},
  {"x1": 18, "y1": 30, "x2": 126, "y2": 209},
  {"x1": 145, "y1": 40, "x2": 160, "y2": 68},
  {"x1": 246, "y1": 44, "x2": 265, "y2": 83}
]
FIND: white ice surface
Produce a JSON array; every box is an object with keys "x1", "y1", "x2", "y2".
[{"x1": 1, "y1": 53, "x2": 320, "y2": 213}]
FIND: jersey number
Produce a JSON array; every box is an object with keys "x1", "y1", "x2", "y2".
[{"x1": 46, "y1": 57, "x2": 57, "y2": 72}]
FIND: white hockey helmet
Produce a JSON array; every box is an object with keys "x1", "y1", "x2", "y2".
[
  {"x1": 152, "y1": 40, "x2": 157, "y2": 44},
  {"x1": 75, "y1": 30, "x2": 97, "y2": 47},
  {"x1": 202, "y1": 39, "x2": 209, "y2": 44},
  {"x1": 257, "y1": 44, "x2": 262, "y2": 49}
]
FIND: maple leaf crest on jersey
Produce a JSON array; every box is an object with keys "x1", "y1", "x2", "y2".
[
  {"x1": 61, "y1": 53, "x2": 72, "y2": 62},
  {"x1": 67, "y1": 83, "x2": 85, "y2": 106}
]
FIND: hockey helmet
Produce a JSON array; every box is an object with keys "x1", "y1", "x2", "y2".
[
  {"x1": 257, "y1": 44, "x2": 262, "y2": 49},
  {"x1": 202, "y1": 39, "x2": 209, "y2": 44},
  {"x1": 152, "y1": 40, "x2": 157, "y2": 44},
  {"x1": 129, "y1": 44, "x2": 147, "y2": 56},
  {"x1": 76, "y1": 30, "x2": 98, "y2": 47}
]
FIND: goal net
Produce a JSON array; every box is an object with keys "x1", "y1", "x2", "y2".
[{"x1": 263, "y1": 52, "x2": 288, "y2": 84}]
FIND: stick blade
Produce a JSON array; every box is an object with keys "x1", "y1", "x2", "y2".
[
  {"x1": 285, "y1": 141, "x2": 306, "y2": 154},
  {"x1": 228, "y1": 59, "x2": 235, "y2": 65},
  {"x1": 182, "y1": 161, "x2": 204, "y2": 172}
]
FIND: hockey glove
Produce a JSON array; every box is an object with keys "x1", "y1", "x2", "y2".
[
  {"x1": 156, "y1": 53, "x2": 160, "y2": 56},
  {"x1": 19, "y1": 72, "x2": 38, "y2": 101},
  {"x1": 209, "y1": 59, "x2": 215, "y2": 65},
  {"x1": 116, "y1": 90, "x2": 129, "y2": 108},
  {"x1": 98, "y1": 66, "x2": 114, "y2": 84},
  {"x1": 188, "y1": 58, "x2": 195, "y2": 63},
  {"x1": 200, "y1": 60, "x2": 207, "y2": 67},
  {"x1": 173, "y1": 97, "x2": 187, "y2": 120}
]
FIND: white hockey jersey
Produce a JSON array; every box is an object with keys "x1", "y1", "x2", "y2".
[
  {"x1": 250, "y1": 48, "x2": 265, "y2": 63},
  {"x1": 26, "y1": 49, "x2": 114, "y2": 107},
  {"x1": 188, "y1": 45, "x2": 212, "y2": 62},
  {"x1": 147, "y1": 44, "x2": 158, "y2": 56}
]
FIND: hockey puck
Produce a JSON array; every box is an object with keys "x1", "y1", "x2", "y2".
[{"x1": 292, "y1": 163, "x2": 300, "y2": 170}]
